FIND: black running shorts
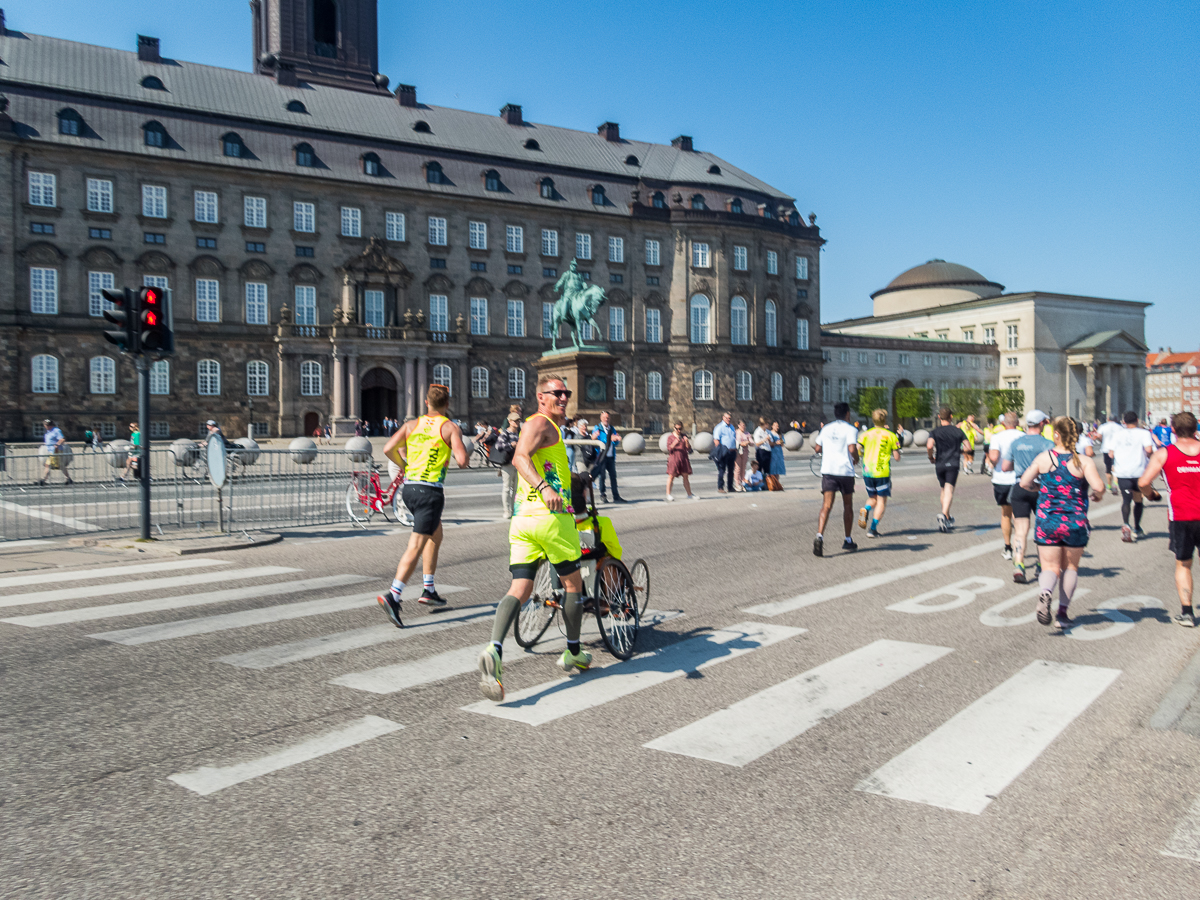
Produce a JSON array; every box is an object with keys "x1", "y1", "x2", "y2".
[
  {"x1": 1104, "y1": 453, "x2": 1114, "y2": 473},
  {"x1": 1008, "y1": 484, "x2": 1039, "y2": 518},
  {"x1": 401, "y1": 483, "x2": 445, "y2": 535},
  {"x1": 1171, "y1": 520, "x2": 1200, "y2": 561},
  {"x1": 936, "y1": 465, "x2": 960, "y2": 488},
  {"x1": 1117, "y1": 477, "x2": 1142, "y2": 500},
  {"x1": 993, "y1": 484, "x2": 1014, "y2": 507},
  {"x1": 821, "y1": 474, "x2": 855, "y2": 495}
]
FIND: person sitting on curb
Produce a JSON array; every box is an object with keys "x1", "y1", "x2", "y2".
[{"x1": 744, "y1": 460, "x2": 765, "y2": 492}]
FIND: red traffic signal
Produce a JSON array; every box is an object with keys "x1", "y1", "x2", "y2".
[{"x1": 139, "y1": 286, "x2": 173, "y2": 353}]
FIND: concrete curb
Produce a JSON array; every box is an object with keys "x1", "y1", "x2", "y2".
[{"x1": 67, "y1": 531, "x2": 283, "y2": 555}]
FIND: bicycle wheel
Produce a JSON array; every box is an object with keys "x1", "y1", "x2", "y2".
[
  {"x1": 345, "y1": 477, "x2": 374, "y2": 523},
  {"x1": 809, "y1": 454, "x2": 822, "y2": 476},
  {"x1": 629, "y1": 558, "x2": 651, "y2": 615},
  {"x1": 391, "y1": 488, "x2": 414, "y2": 527},
  {"x1": 594, "y1": 558, "x2": 640, "y2": 660},
  {"x1": 514, "y1": 559, "x2": 559, "y2": 648}
]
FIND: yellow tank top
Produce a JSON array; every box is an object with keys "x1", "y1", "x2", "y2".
[
  {"x1": 404, "y1": 415, "x2": 450, "y2": 485},
  {"x1": 514, "y1": 413, "x2": 573, "y2": 517},
  {"x1": 957, "y1": 421, "x2": 976, "y2": 449}
]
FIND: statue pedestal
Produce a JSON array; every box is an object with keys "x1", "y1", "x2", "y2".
[{"x1": 533, "y1": 349, "x2": 618, "y2": 424}]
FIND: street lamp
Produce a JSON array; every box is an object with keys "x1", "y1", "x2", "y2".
[{"x1": 247, "y1": 396, "x2": 254, "y2": 439}]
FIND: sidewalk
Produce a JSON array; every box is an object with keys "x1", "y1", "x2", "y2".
[{"x1": 66, "y1": 528, "x2": 281, "y2": 556}]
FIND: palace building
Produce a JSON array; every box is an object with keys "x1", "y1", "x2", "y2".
[{"x1": 0, "y1": 1, "x2": 823, "y2": 440}]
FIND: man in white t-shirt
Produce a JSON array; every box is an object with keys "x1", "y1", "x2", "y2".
[
  {"x1": 1110, "y1": 410, "x2": 1154, "y2": 542},
  {"x1": 813, "y1": 402, "x2": 860, "y2": 557},
  {"x1": 987, "y1": 412, "x2": 1021, "y2": 560},
  {"x1": 1097, "y1": 413, "x2": 1123, "y2": 495}
]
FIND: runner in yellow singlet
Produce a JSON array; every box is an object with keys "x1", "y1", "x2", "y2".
[
  {"x1": 478, "y1": 375, "x2": 591, "y2": 701},
  {"x1": 958, "y1": 414, "x2": 983, "y2": 475},
  {"x1": 376, "y1": 384, "x2": 468, "y2": 627},
  {"x1": 856, "y1": 409, "x2": 901, "y2": 538}
]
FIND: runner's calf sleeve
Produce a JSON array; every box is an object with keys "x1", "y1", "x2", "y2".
[
  {"x1": 1038, "y1": 568, "x2": 1059, "y2": 594},
  {"x1": 490, "y1": 594, "x2": 521, "y2": 644},
  {"x1": 1134, "y1": 502, "x2": 1144, "y2": 529},
  {"x1": 1121, "y1": 494, "x2": 1132, "y2": 524},
  {"x1": 1059, "y1": 568, "x2": 1078, "y2": 607},
  {"x1": 562, "y1": 591, "x2": 583, "y2": 642}
]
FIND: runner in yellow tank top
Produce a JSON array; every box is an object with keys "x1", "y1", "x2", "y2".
[
  {"x1": 479, "y1": 375, "x2": 591, "y2": 701},
  {"x1": 958, "y1": 414, "x2": 983, "y2": 475},
  {"x1": 376, "y1": 384, "x2": 468, "y2": 626}
]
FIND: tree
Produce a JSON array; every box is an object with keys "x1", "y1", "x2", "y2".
[
  {"x1": 946, "y1": 388, "x2": 985, "y2": 419},
  {"x1": 853, "y1": 386, "x2": 889, "y2": 418},
  {"x1": 895, "y1": 387, "x2": 934, "y2": 420},
  {"x1": 984, "y1": 388, "x2": 1025, "y2": 419}
]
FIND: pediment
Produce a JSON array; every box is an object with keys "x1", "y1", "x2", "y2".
[
  {"x1": 189, "y1": 254, "x2": 226, "y2": 277},
  {"x1": 136, "y1": 250, "x2": 175, "y2": 273},
  {"x1": 289, "y1": 263, "x2": 323, "y2": 283},
  {"x1": 607, "y1": 288, "x2": 630, "y2": 305},
  {"x1": 80, "y1": 246, "x2": 122, "y2": 268},
  {"x1": 502, "y1": 280, "x2": 530, "y2": 298},
  {"x1": 425, "y1": 273, "x2": 454, "y2": 292},
  {"x1": 240, "y1": 259, "x2": 275, "y2": 280},
  {"x1": 340, "y1": 236, "x2": 409, "y2": 281},
  {"x1": 465, "y1": 276, "x2": 494, "y2": 295},
  {"x1": 643, "y1": 291, "x2": 664, "y2": 306},
  {"x1": 1066, "y1": 329, "x2": 1149, "y2": 354},
  {"x1": 19, "y1": 241, "x2": 66, "y2": 265}
]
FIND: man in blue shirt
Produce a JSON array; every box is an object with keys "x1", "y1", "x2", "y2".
[
  {"x1": 1002, "y1": 410, "x2": 1053, "y2": 583},
  {"x1": 590, "y1": 411, "x2": 626, "y2": 503},
  {"x1": 712, "y1": 411, "x2": 737, "y2": 493},
  {"x1": 1153, "y1": 418, "x2": 1174, "y2": 449},
  {"x1": 38, "y1": 418, "x2": 73, "y2": 486}
]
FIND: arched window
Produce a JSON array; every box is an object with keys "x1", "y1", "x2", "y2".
[
  {"x1": 300, "y1": 361, "x2": 322, "y2": 396},
  {"x1": 689, "y1": 294, "x2": 711, "y2": 344},
  {"x1": 651, "y1": 192, "x2": 666, "y2": 209},
  {"x1": 761, "y1": 204, "x2": 773, "y2": 219},
  {"x1": 286, "y1": 99, "x2": 307, "y2": 114},
  {"x1": 295, "y1": 143, "x2": 316, "y2": 167},
  {"x1": 32, "y1": 355, "x2": 59, "y2": 393},
  {"x1": 624, "y1": 155, "x2": 639, "y2": 166},
  {"x1": 693, "y1": 370, "x2": 714, "y2": 401},
  {"x1": 707, "y1": 164, "x2": 721, "y2": 175},
  {"x1": 425, "y1": 161, "x2": 444, "y2": 184},
  {"x1": 197, "y1": 359, "x2": 221, "y2": 396},
  {"x1": 788, "y1": 211, "x2": 801, "y2": 226},
  {"x1": 141, "y1": 75, "x2": 166, "y2": 91},
  {"x1": 508, "y1": 367, "x2": 525, "y2": 399},
  {"x1": 57, "y1": 108, "x2": 83, "y2": 136},
  {"x1": 524, "y1": 138, "x2": 541, "y2": 150},
  {"x1": 246, "y1": 360, "x2": 269, "y2": 396},
  {"x1": 646, "y1": 371, "x2": 663, "y2": 401},
  {"x1": 591, "y1": 185, "x2": 606, "y2": 205},
  {"x1": 150, "y1": 360, "x2": 170, "y2": 395},
  {"x1": 730, "y1": 197, "x2": 743, "y2": 215},
  {"x1": 313, "y1": 0, "x2": 338, "y2": 55},
  {"x1": 471, "y1": 366, "x2": 489, "y2": 399},
  {"x1": 736, "y1": 370, "x2": 752, "y2": 401},
  {"x1": 413, "y1": 120, "x2": 432, "y2": 133},
  {"x1": 771, "y1": 372, "x2": 783, "y2": 402},
  {"x1": 90, "y1": 357, "x2": 116, "y2": 394},
  {"x1": 799, "y1": 375, "x2": 811, "y2": 402},
  {"x1": 690, "y1": 194, "x2": 707, "y2": 210},
  {"x1": 765, "y1": 300, "x2": 777, "y2": 348},
  {"x1": 143, "y1": 121, "x2": 167, "y2": 148},
  {"x1": 222, "y1": 132, "x2": 245, "y2": 158},
  {"x1": 431, "y1": 364, "x2": 452, "y2": 396},
  {"x1": 362, "y1": 152, "x2": 381, "y2": 176},
  {"x1": 539, "y1": 177, "x2": 555, "y2": 199},
  {"x1": 484, "y1": 169, "x2": 501, "y2": 191},
  {"x1": 614, "y1": 370, "x2": 626, "y2": 401},
  {"x1": 730, "y1": 296, "x2": 748, "y2": 345}
]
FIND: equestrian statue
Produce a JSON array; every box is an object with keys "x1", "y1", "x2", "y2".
[{"x1": 551, "y1": 259, "x2": 607, "y2": 351}]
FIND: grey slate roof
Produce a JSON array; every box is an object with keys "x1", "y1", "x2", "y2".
[{"x1": 0, "y1": 31, "x2": 793, "y2": 201}]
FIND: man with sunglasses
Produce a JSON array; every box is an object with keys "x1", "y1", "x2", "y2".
[{"x1": 479, "y1": 375, "x2": 590, "y2": 700}]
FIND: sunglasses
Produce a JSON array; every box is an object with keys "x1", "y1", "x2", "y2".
[{"x1": 540, "y1": 389, "x2": 572, "y2": 399}]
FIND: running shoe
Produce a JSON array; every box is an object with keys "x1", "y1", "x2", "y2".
[
  {"x1": 947, "y1": 516, "x2": 956, "y2": 530},
  {"x1": 1052, "y1": 611, "x2": 1074, "y2": 632},
  {"x1": 1121, "y1": 525, "x2": 1133, "y2": 543},
  {"x1": 1175, "y1": 613, "x2": 1197, "y2": 628},
  {"x1": 937, "y1": 513, "x2": 948, "y2": 533},
  {"x1": 478, "y1": 645, "x2": 504, "y2": 701},
  {"x1": 1135, "y1": 527, "x2": 1146, "y2": 540},
  {"x1": 377, "y1": 592, "x2": 404, "y2": 628},
  {"x1": 844, "y1": 538, "x2": 859, "y2": 552},
  {"x1": 813, "y1": 535, "x2": 823, "y2": 557},
  {"x1": 1036, "y1": 590, "x2": 1053, "y2": 626},
  {"x1": 857, "y1": 506, "x2": 869, "y2": 530},
  {"x1": 687, "y1": 494, "x2": 699, "y2": 501},
  {"x1": 418, "y1": 588, "x2": 447, "y2": 606},
  {"x1": 867, "y1": 528, "x2": 880, "y2": 539},
  {"x1": 1002, "y1": 545, "x2": 1013, "y2": 561},
  {"x1": 1110, "y1": 486, "x2": 1118, "y2": 495},
  {"x1": 665, "y1": 494, "x2": 675, "y2": 502},
  {"x1": 558, "y1": 648, "x2": 593, "y2": 673},
  {"x1": 1013, "y1": 560, "x2": 1026, "y2": 584}
]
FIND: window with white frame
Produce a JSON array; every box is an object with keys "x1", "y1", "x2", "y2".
[
  {"x1": 579, "y1": 318, "x2": 594, "y2": 341},
  {"x1": 30, "y1": 267, "x2": 59, "y2": 315},
  {"x1": 575, "y1": 233, "x2": 591, "y2": 260},
  {"x1": 195, "y1": 279, "x2": 220, "y2": 322},
  {"x1": 432, "y1": 364, "x2": 452, "y2": 395},
  {"x1": 88, "y1": 271, "x2": 115, "y2": 317},
  {"x1": 507, "y1": 299, "x2": 525, "y2": 336},
  {"x1": 840, "y1": 350, "x2": 850, "y2": 363},
  {"x1": 736, "y1": 370, "x2": 752, "y2": 401},
  {"x1": 766, "y1": 250, "x2": 778, "y2": 274},
  {"x1": 962, "y1": 328, "x2": 975, "y2": 342},
  {"x1": 150, "y1": 359, "x2": 169, "y2": 395},
  {"x1": 364, "y1": 290, "x2": 385, "y2": 327},
  {"x1": 838, "y1": 378, "x2": 849, "y2": 402},
  {"x1": 765, "y1": 300, "x2": 778, "y2": 347},
  {"x1": 90, "y1": 356, "x2": 116, "y2": 394},
  {"x1": 386, "y1": 211, "x2": 405, "y2": 241},
  {"x1": 341, "y1": 206, "x2": 362, "y2": 237},
  {"x1": 149, "y1": 421, "x2": 171, "y2": 438},
  {"x1": 1006, "y1": 324, "x2": 1019, "y2": 349},
  {"x1": 244, "y1": 196, "x2": 267, "y2": 228},
  {"x1": 144, "y1": 275, "x2": 168, "y2": 292},
  {"x1": 647, "y1": 371, "x2": 663, "y2": 401},
  {"x1": 470, "y1": 297, "x2": 488, "y2": 335},
  {"x1": 608, "y1": 306, "x2": 625, "y2": 342},
  {"x1": 508, "y1": 367, "x2": 525, "y2": 399},
  {"x1": 771, "y1": 371, "x2": 783, "y2": 401},
  {"x1": 300, "y1": 360, "x2": 322, "y2": 396},
  {"x1": 730, "y1": 296, "x2": 748, "y2": 345},
  {"x1": 1006, "y1": 356, "x2": 1019, "y2": 367},
  {"x1": 858, "y1": 352, "x2": 869, "y2": 364},
  {"x1": 428, "y1": 216, "x2": 447, "y2": 245},
  {"x1": 899, "y1": 352, "x2": 910, "y2": 366},
  {"x1": 142, "y1": 184, "x2": 167, "y2": 218},
  {"x1": 293, "y1": 201, "x2": 315, "y2": 232},
  {"x1": 32, "y1": 355, "x2": 59, "y2": 393},
  {"x1": 469, "y1": 220, "x2": 487, "y2": 250},
  {"x1": 733, "y1": 245, "x2": 748, "y2": 270},
  {"x1": 541, "y1": 229, "x2": 559, "y2": 256},
  {"x1": 246, "y1": 360, "x2": 269, "y2": 396},
  {"x1": 955, "y1": 355, "x2": 964, "y2": 368},
  {"x1": 800, "y1": 375, "x2": 811, "y2": 402},
  {"x1": 429, "y1": 294, "x2": 448, "y2": 332},
  {"x1": 197, "y1": 359, "x2": 221, "y2": 395},
  {"x1": 690, "y1": 295, "x2": 711, "y2": 344},
  {"x1": 983, "y1": 326, "x2": 996, "y2": 345},
  {"x1": 294, "y1": 285, "x2": 316, "y2": 325},
  {"x1": 645, "y1": 307, "x2": 662, "y2": 343},
  {"x1": 694, "y1": 369, "x2": 714, "y2": 401},
  {"x1": 822, "y1": 378, "x2": 830, "y2": 403},
  {"x1": 506, "y1": 225, "x2": 523, "y2": 253},
  {"x1": 542, "y1": 301, "x2": 554, "y2": 338},
  {"x1": 608, "y1": 236, "x2": 624, "y2": 263},
  {"x1": 691, "y1": 242, "x2": 710, "y2": 268},
  {"x1": 796, "y1": 256, "x2": 809, "y2": 280},
  {"x1": 797, "y1": 318, "x2": 809, "y2": 350},
  {"x1": 645, "y1": 239, "x2": 660, "y2": 266},
  {"x1": 471, "y1": 366, "x2": 489, "y2": 398},
  {"x1": 87, "y1": 179, "x2": 113, "y2": 213},
  {"x1": 614, "y1": 370, "x2": 626, "y2": 400},
  {"x1": 245, "y1": 282, "x2": 268, "y2": 325},
  {"x1": 194, "y1": 190, "x2": 218, "y2": 224},
  {"x1": 29, "y1": 172, "x2": 57, "y2": 207},
  {"x1": 1006, "y1": 378, "x2": 1019, "y2": 390},
  {"x1": 939, "y1": 354, "x2": 949, "y2": 367}
]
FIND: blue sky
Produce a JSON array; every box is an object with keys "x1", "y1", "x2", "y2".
[{"x1": 7, "y1": 0, "x2": 1197, "y2": 350}]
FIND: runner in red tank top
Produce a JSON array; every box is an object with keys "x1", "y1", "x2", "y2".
[{"x1": 1141, "y1": 411, "x2": 1200, "y2": 626}]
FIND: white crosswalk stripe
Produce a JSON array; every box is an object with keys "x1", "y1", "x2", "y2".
[
  {"x1": 645, "y1": 639, "x2": 951, "y2": 766},
  {"x1": 856, "y1": 659, "x2": 1120, "y2": 814},
  {"x1": 1162, "y1": 795, "x2": 1200, "y2": 862},
  {"x1": 0, "y1": 558, "x2": 230, "y2": 590}
]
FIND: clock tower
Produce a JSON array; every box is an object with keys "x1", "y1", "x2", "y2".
[{"x1": 251, "y1": 0, "x2": 390, "y2": 93}]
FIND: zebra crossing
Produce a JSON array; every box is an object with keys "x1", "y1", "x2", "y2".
[{"x1": 4, "y1": 553, "x2": 1198, "y2": 862}]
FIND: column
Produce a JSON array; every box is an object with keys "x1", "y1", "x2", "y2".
[
  {"x1": 347, "y1": 354, "x2": 360, "y2": 419},
  {"x1": 332, "y1": 353, "x2": 344, "y2": 419},
  {"x1": 1099, "y1": 364, "x2": 1110, "y2": 417},
  {"x1": 1084, "y1": 363, "x2": 1096, "y2": 422},
  {"x1": 1119, "y1": 365, "x2": 1132, "y2": 417},
  {"x1": 404, "y1": 356, "x2": 416, "y2": 419},
  {"x1": 416, "y1": 357, "x2": 427, "y2": 410},
  {"x1": 1131, "y1": 364, "x2": 1145, "y2": 420}
]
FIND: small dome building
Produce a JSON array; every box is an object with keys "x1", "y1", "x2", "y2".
[{"x1": 871, "y1": 260, "x2": 1005, "y2": 316}]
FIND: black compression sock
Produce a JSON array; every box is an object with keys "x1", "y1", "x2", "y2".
[
  {"x1": 1183, "y1": 605, "x2": 1194, "y2": 617},
  {"x1": 567, "y1": 641, "x2": 580, "y2": 656},
  {"x1": 1134, "y1": 503, "x2": 1144, "y2": 529}
]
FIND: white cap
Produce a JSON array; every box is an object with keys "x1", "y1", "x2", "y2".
[{"x1": 1026, "y1": 409, "x2": 1049, "y2": 426}]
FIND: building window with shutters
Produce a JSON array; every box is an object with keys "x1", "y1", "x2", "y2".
[
  {"x1": 386, "y1": 212, "x2": 405, "y2": 242},
  {"x1": 470, "y1": 298, "x2": 488, "y2": 335},
  {"x1": 730, "y1": 297, "x2": 748, "y2": 345},
  {"x1": 771, "y1": 372, "x2": 783, "y2": 401},
  {"x1": 608, "y1": 307, "x2": 625, "y2": 342},
  {"x1": 507, "y1": 299, "x2": 525, "y2": 336},
  {"x1": 32, "y1": 355, "x2": 59, "y2": 393},
  {"x1": 246, "y1": 360, "x2": 269, "y2": 396},
  {"x1": 429, "y1": 295, "x2": 448, "y2": 332},
  {"x1": 614, "y1": 371, "x2": 626, "y2": 401},
  {"x1": 694, "y1": 370, "x2": 714, "y2": 401},
  {"x1": 508, "y1": 368, "x2": 526, "y2": 399},
  {"x1": 245, "y1": 282, "x2": 268, "y2": 325},
  {"x1": 299, "y1": 361, "x2": 322, "y2": 396},
  {"x1": 506, "y1": 225, "x2": 523, "y2": 253},
  {"x1": 736, "y1": 370, "x2": 752, "y2": 401},
  {"x1": 645, "y1": 308, "x2": 661, "y2": 343},
  {"x1": 150, "y1": 360, "x2": 170, "y2": 395},
  {"x1": 647, "y1": 371, "x2": 663, "y2": 401},
  {"x1": 432, "y1": 364, "x2": 452, "y2": 395},
  {"x1": 471, "y1": 366, "x2": 489, "y2": 398}
]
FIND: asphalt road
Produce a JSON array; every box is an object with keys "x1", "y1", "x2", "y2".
[{"x1": 2, "y1": 456, "x2": 1199, "y2": 899}]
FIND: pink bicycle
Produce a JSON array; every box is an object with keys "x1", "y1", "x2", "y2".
[{"x1": 346, "y1": 462, "x2": 413, "y2": 527}]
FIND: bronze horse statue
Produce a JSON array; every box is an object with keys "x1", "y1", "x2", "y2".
[{"x1": 551, "y1": 259, "x2": 607, "y2": 351}]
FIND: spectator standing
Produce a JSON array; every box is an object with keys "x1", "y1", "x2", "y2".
[
  {"x1": 37, "y1": 419, "x2": 73, "y2": 485},
  {"x1": 590, "y1": 411, "x2": 626, "y2": 503},
  {"x1": 733, "y1": 420, "x2": 751, "y2": 492},
  {"x1": 665, "y1": 421, "x2": 696, "y2": 501},
  {"x1": 1140, "y1": 411, "x2": 1200, "y2": 626},
  {"x1": 1003, "y1": 410, "x2": 1054, "y2": 582},
  {"x1": 813, "y1": 402, "x2": 860, "y2": 556},
  {"x1": 496, "y1": 412, "x2": 522, "y2": 518},
  {"x1": 573, "y1": 417, "x2": 591, "y2": 473},
  {"x1": 926, "y1": 407, "x2": 967, "y2": 532},
  {"x1": 753, "y1": 417, "x2": 773, "y2": 477},
  {"x1": 987, "y1": 412, "x2": 1022, "y2": 559},
  {"x1": 1110, "y1": 410, "x2": 1154, "y2": 542},
  {"x1": 712, "y1": 412, "x2": 737, "y2": 493},
  {"x1": 767, "y1": 421, "x2": 787, "y2": 489}
]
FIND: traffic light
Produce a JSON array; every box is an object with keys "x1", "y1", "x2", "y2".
[
  {"x1": 139, "y1": 286, "x2": 173, "y2": 353},
  {"x1": 101, "y1": 288, "x2": 139, "y2": 353}
]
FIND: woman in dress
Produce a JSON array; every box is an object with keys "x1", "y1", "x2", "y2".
[
  {"x1": 1018, "y1": 416, "x2": 1106, "y2": 631},
  {"x1": 665, "y1": 421, "x2": 696, "y2": 501},
  {"x1": 769, "y1": 421, "x2": 787, "y2": 482},
  {"x1": 753, "y1": 417, "x2": 772, "y2": 477},
  {"x1": 733, "y1": 420, "x2": 751, "y2": 492}
]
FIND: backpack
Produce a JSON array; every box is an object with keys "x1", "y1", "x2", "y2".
[{"x1": 492, "y1": 427, "x2": 518, "y2": 466}]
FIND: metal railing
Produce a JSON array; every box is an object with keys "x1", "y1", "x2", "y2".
[{"x1": 0, "y1": 446, "x2": 359, "y2": 541}]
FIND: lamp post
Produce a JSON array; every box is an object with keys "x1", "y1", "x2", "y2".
[{"x1": 247, "y1": 396, "x2": 254, "y2": 439}]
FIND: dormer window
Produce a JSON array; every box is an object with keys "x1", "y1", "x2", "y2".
[
  {"x1": 690, "y1": 194, "x2": 707, "y2": 210},
  {"x1": 591, "y1": 185, "x2": 606, "y2": 205},
  {"x1": 413, "y1": 120, "x2": 432, "y2": 133},
  {"x1": 295, "y1": 143, "x2": 317, "y2": 167},
  {"x1": 363, "y1": 152, "x2": 381, "y2": 176},
  {"x1": 141, "y1": 75, "x2": 166, "y2": 90},
  {"x1": 222, "y1": 132, "x2": 245, "y2": 158},
  {"x1": 624, "y1": 155, "x2": 639, "y2": 166},
  {"x1": 788, "y1": 210, "x2": 801, "y2": 226},
  {"x1": 540, "y1": 177, "x2": 555, "y2": 199},
  {"x1": 426, "y1": 161, "x2": 445, "y2": 184},
  {"x1": 286, "y1": 100, "x2": 307, "y2": 114},
  {"x1": 143, "y1": 121, "x2": 168, "y2": 148},
  {"x1": 707, "y1": 164, "x2": 721, "y2": 175},
  {"x1": 730, "y1": 197, "x2": 743, "y2": 215},
  {"x1": 524, "y1": 138, "x2": 541, "y2": 150},
  {"x1": 57, "y1": 108, "x2": 83, "y2": 136},
  {"x1": 651, "y1": 191, "x2": 666, "y2": 209},
  {"x1": 484, "y1": 169, "x2": 501, "y2": 191},
  {"x1": 760, "y1": 204, "x2": 773, "y2": 220}
]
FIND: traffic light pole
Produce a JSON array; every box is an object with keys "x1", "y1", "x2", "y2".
[{"x1": 135, "y1": 354, "x2": 151, "y2": 540}]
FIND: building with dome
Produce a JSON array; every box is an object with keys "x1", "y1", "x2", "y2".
[{"x1": 823, "y1": 260, "x2": 1149, "y2": 423}]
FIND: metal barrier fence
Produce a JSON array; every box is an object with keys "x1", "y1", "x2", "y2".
[{"x1": 0, "y1": 446, "x2": 358, "y2": 541}]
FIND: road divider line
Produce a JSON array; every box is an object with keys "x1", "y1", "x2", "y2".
[
  {"x1": 2, "y1": 573, "x2": 367, "y2": 627},
  {"x1": 1162, "y1": 794, "x2": 1200, "y2": 862},
  {"x1": 0, "y1": 558, "x2": 230, "y2": 591},
  {"x1": 0, "y1": 500, "x2": 102, "y2": 532},
  {"x1": 168, "y1": 715, "x2": 402, "y2": 796},
  {"x1": 460, "y1": 621, "x2": 804, "y2": 727},
  {"x1": 645, "y1": 639, "x2": 951, "y2": 766},
  {"x1": 0, "y1": 566, "x2": 301, "y2": 610},
  {"x1": 856, "y1": 659, "x2": 1120, "y2": 814}
]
